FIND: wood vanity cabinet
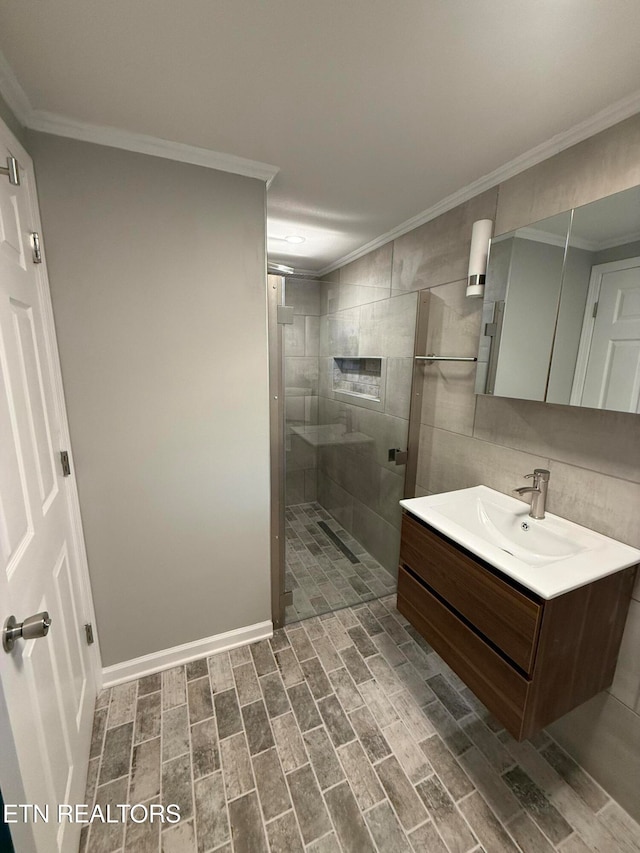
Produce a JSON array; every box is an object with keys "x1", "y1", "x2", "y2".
[{"x1": 397, "y1": 511, "x2": 637, "y2": 740}]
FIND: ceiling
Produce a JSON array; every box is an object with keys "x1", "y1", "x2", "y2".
[{"x1": 1, "y1": 0, "x2": 640, "y2": 274}]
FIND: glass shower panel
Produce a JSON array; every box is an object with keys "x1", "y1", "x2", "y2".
[{"x1": 283, "y1": 275, "x2": 418, "y2": 624}]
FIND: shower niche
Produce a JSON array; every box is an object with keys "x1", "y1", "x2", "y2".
[{"x1": 333, "y1": 356, "x2": 387, "y2": 411}]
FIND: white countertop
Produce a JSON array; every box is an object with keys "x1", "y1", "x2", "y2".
[{"x1": 400, "y1": 486, "x2": 640, "y2": 600}]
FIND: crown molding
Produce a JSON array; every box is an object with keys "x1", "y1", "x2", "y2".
[
  {"x1": 267, "y1": 263, "x2": 320, "y2": 278},
  {"x1": 29, "y1": 110, "x2": 280, "y2": 185},
  {"x1": 284, "y1": 268, "x2": 321, "y2": 279},
  {"x1": 0, "y1": 49, "x2": 279, "y2": 185},
  {"x1": 318, "y1": 90, "x2": 640, "y2": 277},
  {"x1": 592, "y1": 227, "x2": 640, "y2": 252},
  {"x1": 512, "y1": 227, "x2": 569, "y2": 249}
]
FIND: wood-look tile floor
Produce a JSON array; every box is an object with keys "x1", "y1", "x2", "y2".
[
  {"x1": 285, "y1": 502, "x2": 396, "y2": 624},
  {"x1": 82, "y1": 595, "x2": 640, "y2": 853}
]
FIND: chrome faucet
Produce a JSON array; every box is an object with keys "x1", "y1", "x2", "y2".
[{"x1": 514, "y1": 468, "x2": 550, "y2": 519}]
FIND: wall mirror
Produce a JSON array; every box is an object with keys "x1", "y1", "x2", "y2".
[{"x1": 476, "y1": 184, "x2": 640, "y2": 414}]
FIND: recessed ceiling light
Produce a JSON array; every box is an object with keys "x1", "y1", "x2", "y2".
[{"x1": 284, "y1": 235, "x2": 305, "y2": 244}]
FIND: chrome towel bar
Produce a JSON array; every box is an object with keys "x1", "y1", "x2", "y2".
[{"x1": 415, "y1": 354, "x2": 478, "y2": 362}]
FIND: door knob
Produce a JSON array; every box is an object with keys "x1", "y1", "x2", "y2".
[{"x1": 3, "y1": 612, "x2": 52, "y2": 653}]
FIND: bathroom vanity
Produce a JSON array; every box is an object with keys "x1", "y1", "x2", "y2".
[{"x1": 397, "y1": 487, "x2": 640, "y2": 740}]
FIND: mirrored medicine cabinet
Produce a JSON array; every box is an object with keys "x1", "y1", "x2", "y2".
[{"x1": 476, "y1": 184, "x2": 640, "y2": 414}]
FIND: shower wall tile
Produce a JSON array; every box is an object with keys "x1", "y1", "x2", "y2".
[
  {"x1": 378, "y1": 468, "x2": 405, "y2": 530},
  {"x1": 285, "y1": 357, "x2": 319, "y2": 395},
  {"x1": 287, "y1": 278, "x2": 321, "y2": 315},
  {"x1": 288, "y1": 435, "x2": 318, "y2": 473},
  {"x1": 416, "y1": 425, "x2": 548, "y2": 498},
  {"x1": 305, "y1": 316, "x2": 321, "y2": 357},
  {"x1": 473, "y1": 395, "x2": 640, "y2": 484},
  {"x1": 317, "y1": 471, "x2": 354, "y2": 531},
  {"x1": 391, "y1": 188, "x2": 498, "y2": 294},
  {"x1": 318, "y1": 447, "x2": 404, "y2": 528},
  {"x1": 348, "y1": 407, "x2": 410, "y2": 473},
  {"x1": 548, "y1": 691, "x2": 640, "y2": 824},
  {"x1": 611, "y1": 599, "x2": 640, "y2": 712},
  {"x1": 284, "y1": 315, "x2": 306, "y2": 357},
  {"x1": 420, "y1": 279, "x2": 482, "y2": 437},
  {"x1": 305, "y1": 395, "x2": 319, "y2": 426},
  {"x1": 322, "y1": 282, "x2": 391, "y2": 315},
  {"x1": 351, "y1": 499, "x2": 400, "y2": 573},
  {"x1": 358, "y1": 293, "x2": 417, "y2": 358},
  {"x1": 320, "y1": 309, "x2": 361, "y2": 358},
  {"x1": 414, "y1": 483, "x2": 431, "y2": 498},
  {"x1": 420, "y1": 359, "x2": 478, "y2": 437},
  {"x1": 319, "y1": 446, "x2": 378, "y2": 512},
  {"x1": 338, "y1": 243, "x2": 393, "y2": 290},
  {"x1": 545, "y1": 461, "x2": 640, "y2": 551},
  {"x1": 385, "y1": 358, "x2": 413, "y2": 420},
  {"x1": 304, "y1": 469, "x2": 318, "y2": 502},
  {"x1": 283, "y1": 277, "x2": 321, "y2": 508},
  {"x1": 317, "y1": 395, "x2": 342, "y2": 427},
  {"x1": 286, "y1": 394, "x2": 305, "y2": 424},
  {"x1": 286, "y1": 470, "x2": 306, "y2": 507},
  {"x1": 318, "y1": 356, "x2": 335, "y2": 400}
]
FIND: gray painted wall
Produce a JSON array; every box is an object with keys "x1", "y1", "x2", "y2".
[
  {"x1": 328, "y1": 114, "x2": 640, "y2": 821},
  {"x1": 28, "y1": 132, "x2": 271, "y2": 667}
]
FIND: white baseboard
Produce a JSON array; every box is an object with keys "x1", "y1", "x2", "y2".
[{"x1": 101, "y1": 620, "x2": 273, "y2": 688}]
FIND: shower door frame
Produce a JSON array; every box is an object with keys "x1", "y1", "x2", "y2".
[
  {"x1": 268, "y1": 278, "x2": 431, "y2": 627},
  {"x1": 267, "y1": 274, "x2": 287, "y2": 628},
  {"x1": 404, "y1": 289, "x2": 431, "y2": 499}
]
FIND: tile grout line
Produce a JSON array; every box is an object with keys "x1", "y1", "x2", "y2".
[
  {"x1": 124, "y1": 678, "x2": 141, "y2": 852},
  {"x1": 281, "y1": 619, "x2": 349, "y2": 850},
  {"x1": 294, "y1": 616, "x2": 412, "y2": 851},
  {"x1": 187, "y1": 668, "x2": 201, "y2": 853},
  {"x1": 255, "y1": 640, "x2": 309, "y2": 850}
]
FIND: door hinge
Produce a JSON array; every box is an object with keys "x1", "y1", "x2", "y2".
[
  {"x1": 592, "y1": 301, "x2": 599, "y2": 318},
  {"x1": 388, "y1": 448, "x2": 408, "y2": 465},
  {"x1": 30, "y1": 232, "x2": 42, "y2": 264},
  {"x1": 0, "y1": 156, "x2": 19, "y2": 185},
  {"x1": 84, "y1": 623, "x2": 95, "y2": 645},
  {"x1": 60, "y1": 451, "x2": 71, "y2": 477}
]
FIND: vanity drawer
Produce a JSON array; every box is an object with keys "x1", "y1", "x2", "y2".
[
  {"x1": 400, "y1": 512, "x2": 542, "y2": 674},
  {"x1": 397, "y1": 566, "x2": 529, "y2": 738}
]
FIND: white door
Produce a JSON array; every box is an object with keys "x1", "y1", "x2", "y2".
[
  {"x1": 572, "y1": 257, "x2": 640, "y2": 412},
  {"x1": 0, "y1": 124, "x2": 98, "y2": 852}
]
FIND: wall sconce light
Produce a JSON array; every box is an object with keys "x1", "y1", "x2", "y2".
[{"x1": 466, "y1": 219, "x2": 493, "y2": 298}]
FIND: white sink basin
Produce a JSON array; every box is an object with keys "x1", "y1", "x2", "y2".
[{"x1": 400, "y1": 485, "x2": 640, "y2": 599}]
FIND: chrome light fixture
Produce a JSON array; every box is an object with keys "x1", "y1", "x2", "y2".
[{"x1": 466, "y1": 219, "x2": 493, "y2": 298}]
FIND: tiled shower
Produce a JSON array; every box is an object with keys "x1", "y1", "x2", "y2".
[{"x1": 283, "y1": 268, "x2": 418, "y2": 623}]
